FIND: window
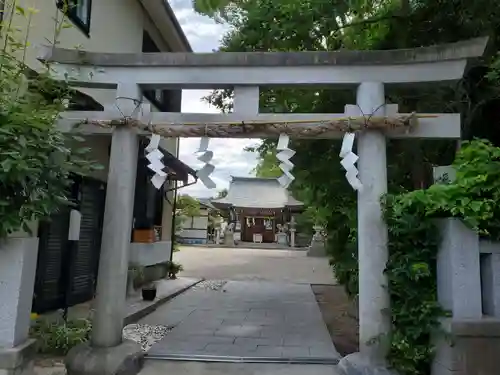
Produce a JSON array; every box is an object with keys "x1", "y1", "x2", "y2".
[{"x1": 56, "y1": 0, "x2": 92, "y2": 36}]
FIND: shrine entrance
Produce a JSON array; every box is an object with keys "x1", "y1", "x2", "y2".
[
  {"x1": 242, "y1": 216, "x2": 274, "y2": 243},
  {"x1": 40, "y1": 37, "x2": 486, "y2": 374},
  {"x1": 210, "y1": 176, "x2": 304, "y2": 246}
]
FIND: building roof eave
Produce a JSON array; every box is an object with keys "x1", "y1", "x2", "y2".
[{"x1": 139, "y1": 0, "x2": 192, "y2": 52}]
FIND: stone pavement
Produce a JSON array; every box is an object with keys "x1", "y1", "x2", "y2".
[
  {"x1": 40, "y1": 277, "x2": 201, "y2": 323},
  {"x1": 141, "y1": 280, "x2": 340, "y2": 360}
]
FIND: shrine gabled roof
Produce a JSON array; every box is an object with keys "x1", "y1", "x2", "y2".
[{"x1": 211, "y1": 177, "x2": 303, "y2": 210}]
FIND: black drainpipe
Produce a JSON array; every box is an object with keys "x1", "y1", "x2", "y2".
[
  {"x1": 169, "y1": 182, "x2": 178, "y2": 262},
  {"x1": 169, "y1": 137, "x2": 181, "y2": 261}
]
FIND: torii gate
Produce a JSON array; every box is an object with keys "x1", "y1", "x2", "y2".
[{"x1": 39, "y1": 37, "x2": 487, "y2": 375}]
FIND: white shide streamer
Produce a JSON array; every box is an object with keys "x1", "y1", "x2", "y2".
[
  {"x1": 276, "y1": 134, "x2": 296, "y2": 188},
  {"x1": 145, "y1": 134, "x2": 168, "y2": 189},
  {"x1": 195, "y1": 137, "x2": 216, "y2": 189},
  {"x1": 339, "y1": 132, "x2": 363, "y2": 191}
]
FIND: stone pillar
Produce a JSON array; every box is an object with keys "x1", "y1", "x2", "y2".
[
  {"x1": 356, "y1": 82, "x2": 390, "y2": 364},
  {"x1": 223, "y1": 224, "x2": 235, "y2": 247},
  {"x1": 290, "y1": 228, "x2": 296, "y2": 248},
  {"x1": 92, "y1": 84, "x2": 140, "y2": 347},
  {"x1": 215, "y1": 229, "x2": 221, "y2": 245},
  {"x1": 432, "y1": 218, "x2": 483, "y2": 375},
  {"x1": 437, "y1": 218, "x2": 482, "y2": 318},
  {"x1": 0, "y1": 237, "x2": 39, "y2": 375},
  {"x1": 65, "y1": 83, "x2": 145, "y2": 375},
  {"x1": 480, "y1": 240, "x2": 500, "y2": 317},
  {"x1": 289, "y1": 216, "x2": 296, "y2": 248},
  {"x1": 307, "y1": 225, "x2": 327, "y2": 257}
]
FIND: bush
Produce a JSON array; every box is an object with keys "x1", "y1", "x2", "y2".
[
  {"x1": 159, "y1": 260, "x2": 184, "y2": 279},
  {"x1": 382, "y1": 139, "x2": 500, "y2": 374},
  {"x1": 0, "y1": 2, "x2": 100, "y2": 239},
  {"x1": 30, "y1": 318, "x2": 91, "y2": 356}
]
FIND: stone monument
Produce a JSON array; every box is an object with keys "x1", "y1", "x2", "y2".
[
  {"x1": 308, "y1": 224, "x2": 327, "y2": 257},
  {"x1": 223, "y1": 222, "x2": 236, "y2": 247}
]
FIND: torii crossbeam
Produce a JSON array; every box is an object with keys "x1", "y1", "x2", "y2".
[{"x1": 39, "y1": 37, "x2": 488, "y2": 375}]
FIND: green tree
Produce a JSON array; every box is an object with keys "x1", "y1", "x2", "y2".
[
  {"x1": 176, "y1": 195, "x2": 201, "y2": 217},
  {"x1": 249, "y1": 147, "x2": 281, "y2": 178},
  {"x1": 196, "y1": 0, "x2": 500, "y2": 372},
  {"x1": 0, "y1": 2, "x2": 100, "y2": 238}
]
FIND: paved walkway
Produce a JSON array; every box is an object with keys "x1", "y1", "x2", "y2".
[
  {"x1": 140, "y1": 280, "x2": 340, "y2": 360},
  {"x1": 139, "y1": 361, "x2": 342, "y2": 375}
]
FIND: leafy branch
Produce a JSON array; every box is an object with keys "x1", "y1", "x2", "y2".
[
  {"x1": 383, "y1": 139, "x2": 500, "y2": 374},
  {"x1": 0, "y1": 1, "x2": 100, "y2": 238}
]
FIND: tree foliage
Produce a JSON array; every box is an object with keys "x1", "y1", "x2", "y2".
[
  {"x1": 0, "y1": 2, "x2": 100, "y2": 238},
  {"x1": 383, "y1": 139, "x2": 500, "y2": 373},
  {"x1": 250, "y1": 148, "x2": 281, "y2": 178},
  {"x1": 195, "y1": 0, "x2": 500, "y2": 373},
  {"x1": 176, "y1": 194, "x2": 201, "y2": 218}
]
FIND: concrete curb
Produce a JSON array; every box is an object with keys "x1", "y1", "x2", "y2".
[{"x1": 124, "y1": 278, "x2": 204, "y2": 325}]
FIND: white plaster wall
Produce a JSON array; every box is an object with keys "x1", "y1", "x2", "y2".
[
  {"x1": 181, "y1": 217, "x2": 194, "y2": 230},
  {"x1": 129, "y1": 241, "x2": 172, "y2": 267},
  {"x1": 9, "y1": 0, "x2": 181, "y2": 112},
  {"x1": 9, "y1": 0, "x2": 145, "y2": 104},
  {"x1": 181, "y1": 212, "x2": 209, "y2": 230},
  {"x1": 180, "y1": 229, "x2": 208, "y2": 240},
  {"x1": 192, "y1": 216, "x2": 209, "y2": 229}
]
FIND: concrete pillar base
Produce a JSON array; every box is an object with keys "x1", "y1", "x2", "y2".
[
  {"x1": 0, "y1": 339, "x2": 37, "y2": 375},
  {"x1": 338, "y1": 353, "x2": 399, "y2": 375},
  {"x1": 0, "y1": 237, "x2": 39, "y2": 349},
  {"x1": 65, "y1": 340, "x2": 144, "y2": 375}
]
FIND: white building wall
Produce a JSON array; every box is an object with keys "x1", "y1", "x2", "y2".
[
  {"x1": 7, "y1": 0, "x2": 182, "y2": 238},
  {"x1": 192, "y1": 216, "x2": 209, "y2": 229},
  {"x1": 179, "y1": 208, "x2": 210, "y2": 244},
  {"x1": 9, "y1": 0, "x2": 145, "y2": 104}
]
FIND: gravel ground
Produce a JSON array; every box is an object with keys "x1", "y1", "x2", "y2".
[
  {"x1": 174, "y1": 246, "x2": 336, "y2": 285},
  {"x1": 191, "y1": 280, "x2": 228, "y2": 291},
  {"x1": 122, "y1": 324, "x2": 173, "y2": 351},
  {"x1": 35, "y1": 324, "x2": 173, "y2": 375}
]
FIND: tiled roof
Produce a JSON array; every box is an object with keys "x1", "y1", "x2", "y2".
[{"x1": 211, "y1": 177, "x2": 303, "y2": 209}]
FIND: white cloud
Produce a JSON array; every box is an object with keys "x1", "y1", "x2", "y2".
[
  {"x1": 169, "y1": 1, "x2": 260, "y2": 198},
  {"x1": 169, "y1": 0, "x2": 229, "y2": 52}
]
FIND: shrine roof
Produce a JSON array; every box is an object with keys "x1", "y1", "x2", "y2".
[{"x1": 211, "y1": 177, "x2": 303, "y2": 210}]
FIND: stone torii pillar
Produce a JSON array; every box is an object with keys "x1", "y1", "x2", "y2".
[
  {"x1": 64, "y1": 83, "x2": 150, "y2": 375},
  {"x1": 349, "y1": 82, "x2": 391, "y2": 363},
  {"x1": 39, "y1": 37, "x2": 488, "y2": 375}
]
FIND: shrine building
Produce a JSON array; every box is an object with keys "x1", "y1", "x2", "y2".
[{"x1": 211, "y1": 177, "x2": 303, "y2": 243}]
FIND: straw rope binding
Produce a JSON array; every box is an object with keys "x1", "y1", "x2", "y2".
[{"x1": 73, "y1": 113, "x2": 425, "y2": 137}]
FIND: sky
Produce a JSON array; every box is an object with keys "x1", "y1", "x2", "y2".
[{"x1": 169, "y1": 0, "x2": 260, "y2": 198}]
